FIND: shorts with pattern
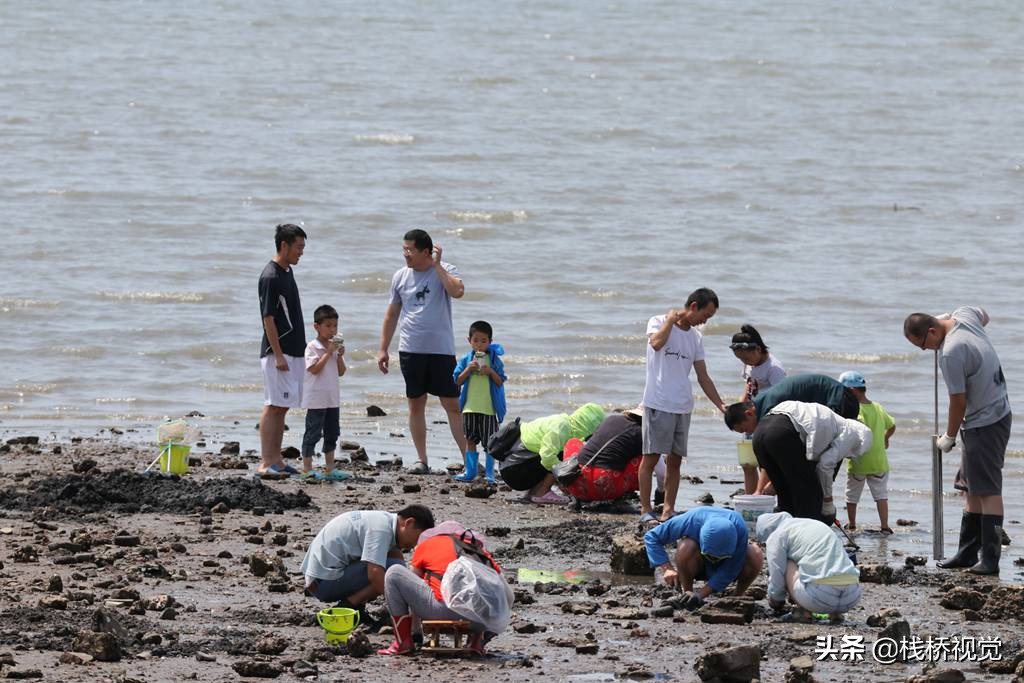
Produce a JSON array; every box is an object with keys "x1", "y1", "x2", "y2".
[{"x1": 463, "y1": 412, "x2": 499, "y2": 448}]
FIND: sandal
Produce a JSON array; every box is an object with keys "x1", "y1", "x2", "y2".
[
  {"x1": 640, "y1": 512, "x2": 659, "y2": 526},
  {"x1": 324, "y1": 469, "x2": 351, "y2": 482}
]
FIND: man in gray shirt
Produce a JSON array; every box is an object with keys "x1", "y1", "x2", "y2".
[
  {"x1": 301, "y1": 505, "x2": 435, "y2": 623},
  {"x1": 378, "y1": 230, "x2": 467, "y2": 474},
  {"x1": 904, "y1": 307, "x2": 1012, "y2": 575}
]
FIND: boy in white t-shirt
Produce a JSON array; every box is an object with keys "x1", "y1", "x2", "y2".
[
  {"x1": 301, "y1": 305, "x2": 348, "y2": 481},
  {"x1": 639, "y1": 288, "x2": 728, "y2": 523}
]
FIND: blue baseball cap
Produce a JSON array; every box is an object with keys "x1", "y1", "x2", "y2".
[{"x1": 839, "y1": 370, "x2": 866, "y2": 389}]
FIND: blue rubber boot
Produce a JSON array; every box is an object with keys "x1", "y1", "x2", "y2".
[
  {"x1": 484, "y1": 453, "x2": 496, "y2": 484},
  {"x1": 454, "y1": 450, "x2": 479, "y2": 482}
]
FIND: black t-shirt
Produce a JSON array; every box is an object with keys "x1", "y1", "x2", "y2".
[
  {"x1": 258, "y1": 261, "x2": 305, "y2": 358},
  {"x1": 753, "y1": 373, "x2": 847, "y2": 418},
  {"x1": 577, "y1": 413, "x2": 642, "y2": 471}
]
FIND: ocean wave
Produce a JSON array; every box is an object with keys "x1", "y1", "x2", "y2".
[
  {"x1": 95, "y1": 397, "x2": 138, "y2": 404},
  {"x1": 443, "y1": 226, "x2": 496, "y2": 240},
  {"x1": 577, "y1": 289, "x2": 623, "y2": 299},
  {"x1": 15, "y1": 383, "x2": 59, "y2": 395},
  {"x1": 58, "y1": 346, "x2": 107, "y2": 359},
  {"x1": 441, "y1": 210, "x2": 529, "y2": 224},
  {"x1": 354, "y1": 133, "x2": 416, "y2": 145},
  {"x1": 97, "y1": 291, "x2": 210, "y2": 304},
  {"x1": 809, "y1": 351, "x2": 918, "y2": 363},
  {"x1": 342, "y1": 274, "x2": 391, "y2": 294},
  {"x1": 0, "y1": 297, "x2": 60, "y2": 310},
  {"x1": 507, "y1": 354, "x2": 644, "y2": 366},
  {"x1": 200, "y1": 382, "x2": 261, "y2": 393}
]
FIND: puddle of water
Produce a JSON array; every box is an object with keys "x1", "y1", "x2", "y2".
[
  {"x1": 516, "y1": 568, "x2": 649, "y2": 586},
  {"x1": 566, "y1": 673, "x2": 671, "y2": 682}
]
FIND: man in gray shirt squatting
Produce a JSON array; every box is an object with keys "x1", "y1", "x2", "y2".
[{"x1": 904, "y1": 306, "x2": 1012, "y2": 575}]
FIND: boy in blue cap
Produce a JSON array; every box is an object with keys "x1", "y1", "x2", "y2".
[
  {"x1": 839, "y1": 370, "x2": 896, "y2": 534},
  {"x1": 643, "y1": 507, "x2": 763, "y2": 608}
]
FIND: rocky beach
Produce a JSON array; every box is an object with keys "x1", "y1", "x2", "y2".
[{"x1": 1, "y1": 425, "x2": 1022, "y2": 683}]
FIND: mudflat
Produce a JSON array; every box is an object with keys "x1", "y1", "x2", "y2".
[{"x1": 0, "y1": 435, "x2": 1021, "y2": 682}]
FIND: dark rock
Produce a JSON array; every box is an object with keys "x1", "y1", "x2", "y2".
[
  {"x1": 695, "y1": 492, "x2": 715, "y2": 505},
  {"x1": 905, "y1": 556, "x2": 927, "y2": 567},
  {"x1": 859, "y1": 563, "x2": 895, "y2": 584},
  {"x1": 4, "y1": 669, "x2": 44, "y2": 679},
  {"x1": 896, "y1": 519, "x2": 918, "y2": 526},
  {"x1": 281, "y1": 446, "x2": 300, "y2": 460},
  {"x1": 113, "y1": 535, "x2": 140, "y2": 547},
  {"x1": 651, "y1": 605, "x2": 675, "y2": 618},
  {"x1": 7, "y1": 436, "x2": 39, "y2": 445},
  {"x1": 940, "y1": 587, "x2": 986, "y2": 611},
  {"x1": 195, "y1": 652, "x2": 217, "y2": 662},
  {"x1": 486, "y1": 527, "x2": 511, "y2": 538},
  {"x1": 211, "y1": 502, "x2": 230, "y2": 514},
  {"x1": 713, "y1": 596, "x2": 755, "y2": 622},
  {"x1": 561, "y1": 601, "x2": 599, "y2": 615},
  {"x1": 866, "y1": 608, "x2": 901, "y2": 627},
  {"x1": 345, "y1": 629, "x2": 372, "y2": 658},
  {"x1": 694, "y1": 644, "x2": 761, "y2": 682},
  {"x1": 878, "y1": 620, "x2": 912, "y2": 658},
  {"x1": 604, "y1": 608, "x2": 648, "y2": 620},
  {"x1": 378, "y1": 485, "x2": 393, "y2": 494},
  {"x1": 13, "y1": 546, "x2": 38, "y2": 563},
  {"x1": 465, "y1": 484, "x2": 495, "y2": 499},
  {"x1": 575, "y1": 642, "x2": 600, "y2": 655},
  {"x1": 513, "y1": 622, "x2": 545, "y2": 634},
  {"x1": 366, "y1": 405, "x2": 387, "y2": 417},
  {"x1": 292, "y1": 660, "x2": 318, "y2": 677},
  {"x1": 584, "y1": 579, "x2": 609, "y2": 597},
  {"x1": 58, "y1": 652, "x2": 94, "y2": 665},
  {"x1": 231, "y1": 660, "x2": 283, "y2": 678},
  {"x1": 906, "y1": 667, "x2": 966, "y2": 683},
  {"x1": 160, "y1": 607, "x2": 177, "y2": 620},
  {"x1": 71, "y1": 631, "x2": 121, "y2": 662},
  {"x1": 47, "y1": 574, "x2": 63, "y2": 593},
  {"x1": 39, "y1": 595, "x2": 67, "y2": 610},
  {"x1": 255, "y1": 636, "x2": 289, "y2": 655},
  {"x1": 1000, "y1": 527, "x2": 1011, "y2": 546},
  {"x1": 610, "y1": 532, "x2": 651, "y2": 575},
  {"x1": 700, "y1": 609, "x2": 748, "y2": 625},
  {"x1": 402, "y1": 483, "x2": 421, "y2": 494},
  {"x1": 73, "y1": 459, "x2": 98, "y2": 473},
  {"x1": 220, "y1": 442, "x2": 240, "y2": 455}
]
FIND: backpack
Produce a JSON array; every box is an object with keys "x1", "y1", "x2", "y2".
[
  {"x1": 487, "y1": 417, "x2": 521, "y2": 461},
  {"x1": 439, "y1": 534, "x2": 512, "y2": 634},
  {"x1": 421, "y1": 531, "x2": 500, "y2": 581}
]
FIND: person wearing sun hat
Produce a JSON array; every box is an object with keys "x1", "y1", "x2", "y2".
[
  {"x1": 643, "y1": 506, "x2": 763, "y2": 609},
  {"x1": 838, "y1": 370, "x2": 896, "y2": 534}
]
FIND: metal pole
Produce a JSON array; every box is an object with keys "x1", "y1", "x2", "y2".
[{"x1": 932, "y1": 350, "x2": 944, "y2": 561}]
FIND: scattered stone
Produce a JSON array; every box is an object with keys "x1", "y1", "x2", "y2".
[
  {"x1": 906, "y1": 667, "x2": 966, "y2": 683},
  {"x1": 465, "y1": 483, "x2": 496, "y2": 499},
  {"x1": 694, "y1": 644, "x2": 761, "y2": 682},
  {"x1": 46, "y1": 574, "x2": 63, "y2": 593},
  {"x1": 905, "y1": 556, "x2": 927, "y2": 567},
  {"x1": 195, "y1": 652, "x2": 217, "y2": 663},
  {"x1": 231, "y1": 660, "x2": 283, "y2": 678},
  {"x1": 878, "y1": 620, "x2": 912, "y2": 657},
  {"x1": 940, "y1": 587, "x2": 985, "y2": 612},
  {"x1": 514, "y1": 622, "x2": 545, "y2": 634},
  {"x1": 378, "y1": 485, "x2": 393, "y2": 494},
  {"x1": 786, "y1": 655, "x2": 815, "y2": 683},
  {"x1": 610, "y1": 532, "x2": 652, "y2": 575},
  {"x1": 859, "y1": 563, "x2": 895, "y2": 584},
  {"x1": 73, "y1": 459, "x2": 98, "y2": 473},
  {"x1": 113, "y1": 535, "x2": 140, "y2": 547},
  {"x1": 7, "y1": 436, "x2": 39, "y2": 445},
  {"x1": 255, "y1": 636, "x2": 289, "y2": 655},
  {"x1": 211, "y1": 502, "x2": 230, "y2": 514},
  {"x1": 339, "y1": 441, "x2": 360, "y2": 451},
  {"x1": 695, "y1": 492, "x2": 714, "y2": 505},
  {"x1": 896, "y1": 519, "x2": 918, "y2": 526},
  {"x1": 866, "y1": 608, "x2": 902, "y2": 627},
  {"x1": 486, "y1": 527, "x2": 511, "y2": 537},
  {"x1": 39, "y1": 596, "x2": 67, "y2": 610},
  {"x1": 345, "y1": 630, "x2": 372, "y2": 658},
  {"x1": 1001, "y1": 528, "x2": 1012, "y2": 546},
  {"x1": 58, "y1": 652, "x2": 94, "y2": 665},
  {"x1": 651, "y1": 605, "x2": 675, "y2": 618},
  {"x1": 402, "y1": 483, "x2": 421, "y2": 494},
  {"x1": 281, "y1": 446, "x2": 300, "y2": 460},
  {"x1": 160, "y1": 607, "x2": 177, "y2": 620},
  {"x1": 3, "y1": 669, "x2": 43, "y2": 679},
  {"x1": 292, "y1": 660, "x2": 318, "y2": 678},
  {"x1": 604, "y1": 608, "x2": 648, "y2": 620},
  {"x1": 71, "y1": 631, "x2": 121, "y2": 662},
  {"x1": 220, "y1": 442, "x2": 240, "y2": 455},
  {"x1": 366, "y1": 405, "x2": 387, "y2": 417},
  {"x1": 561, "y1": 601, "x2": 599, "y2": 615},
  {"x1": 139, "y1": 633, "x2": 162, "y2": 646},
  {"x1": 584, "y1": 579, "x2": 609, "y2": 597},
  {"x1": 575, "y1": 642, "x2": 600, "y2": 655},
  {"x1": 12, "y1": 546, "x2": 38, "y2": 563},
  {"x1": 700, "y1": 610, "x2": 747, "y2": 625}
]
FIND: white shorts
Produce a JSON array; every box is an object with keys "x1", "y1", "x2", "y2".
[
  {"x1": 845, "y1": 471, "x2": 889, "y2": 504},
  {"x1": 261, "y1": 354, "x2": 304, "y2": 408}
]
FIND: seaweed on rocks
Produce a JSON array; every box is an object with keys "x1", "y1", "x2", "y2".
[{"x1": 0, "y1": 469, "x2": 312, "y2": 515}]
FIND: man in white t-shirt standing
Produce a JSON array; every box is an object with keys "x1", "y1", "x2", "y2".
[
  {"x1": 377, "y1": 230, "x2": 468, "y2": 474},
  {"x1": 640, "y1": 288, "x2": 727, "y2": 523}
]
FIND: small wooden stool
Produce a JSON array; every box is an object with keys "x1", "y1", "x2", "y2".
[{"x1": 420, "y1": 620, "x2": 475, "y2": 656}]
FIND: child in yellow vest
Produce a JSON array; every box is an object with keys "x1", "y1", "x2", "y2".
[{"x1": 839, "y1": 371, "x2": 896, "y2": 534}]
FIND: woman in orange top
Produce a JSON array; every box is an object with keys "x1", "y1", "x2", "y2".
[{"x1": 378, "y1": 522, "x2": 506, "y2": 656}]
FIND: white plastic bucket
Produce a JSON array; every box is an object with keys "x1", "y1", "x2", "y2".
[{"x1": 733, "y1": 494, "x2": 776, "y2": 528}]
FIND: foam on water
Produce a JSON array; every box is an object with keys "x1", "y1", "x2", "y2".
[{"x1": 353, "y1": 133, "x2": 416, "y2": 145}]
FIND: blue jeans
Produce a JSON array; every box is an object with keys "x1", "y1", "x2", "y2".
[
  {"x1": 310, "y1": 558, "x2": 405, "y2": 603},
  {"x1": 302, "y1": 407, "x2": 340, "y2": 458}
]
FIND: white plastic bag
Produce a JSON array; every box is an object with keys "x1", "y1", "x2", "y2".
[
  {"x1": 156, "y1": 420, "x2": 201, "y2": 446},
  {"x1": 440, "y1": 556, "x2": 512, "y2": 634}
]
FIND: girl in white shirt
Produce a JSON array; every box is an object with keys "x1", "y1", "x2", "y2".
[{"x1": 730, "y1": 324, "x2": 787, "y2": 493}]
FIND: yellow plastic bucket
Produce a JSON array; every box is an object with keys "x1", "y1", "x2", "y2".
[
  {"x1": 736, "y1": 441, "x2": 757, "y2": 467},
  {"x1": 159, "y1": 444, "x2": 191, "y2": 475},
  {"x1": 316, "y1": 607, "x2": 360, "y2": 644}
]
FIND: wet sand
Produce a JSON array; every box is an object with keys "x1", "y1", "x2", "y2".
[{"x1": 0, "y1": 429, "x2": 1021, "y2": 682}]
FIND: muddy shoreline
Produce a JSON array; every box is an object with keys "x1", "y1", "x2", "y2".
[{"x1": 1, "y1": 434, "x2": 1022, "y2": 682}]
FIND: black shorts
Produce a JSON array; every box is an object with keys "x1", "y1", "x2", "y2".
[
  {"x1": 499, "y1": 456, "x2": 548, "y2": 491},
  {"x1": 956, "y1": 412, "x2": 1011, "y2": 497},
  {"x1": 399, "y1": 352, "x2": 459, "y2": 399},
  {"x1": 463, "y1": 413, "x2": 499, "y2": 448}
]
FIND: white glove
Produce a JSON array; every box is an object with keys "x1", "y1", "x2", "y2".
[
  {"x1": 937, "y1": 433, "x2": 957, "y2": 453},
  {"x1": 822, "y1": 501, "x2": 836, "y2": 517}
]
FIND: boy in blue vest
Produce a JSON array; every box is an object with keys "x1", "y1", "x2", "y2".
[{"x1": 452, "y1": 321, "x2": 507, "y2": 484}]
